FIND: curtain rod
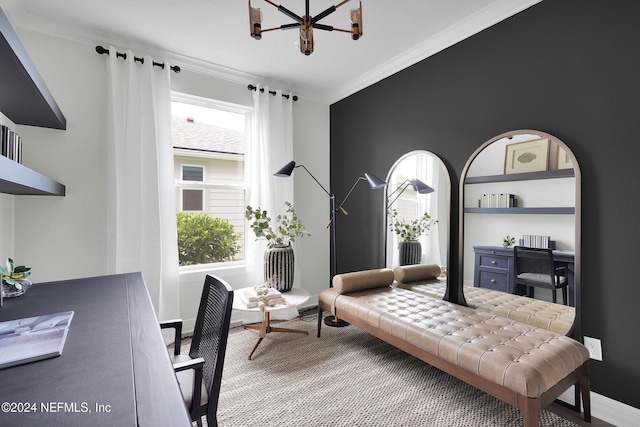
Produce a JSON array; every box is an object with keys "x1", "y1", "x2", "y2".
[
  {"x1": 247, "y1": 84, "x2": 298, "y2": 101},
  {"x1": 95, "y1": 45, "x2": 181, "y2": 73}
]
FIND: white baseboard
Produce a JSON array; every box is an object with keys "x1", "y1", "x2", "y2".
[{"x1": 559, "y1": 387, "x2": 640, "y2": 427}]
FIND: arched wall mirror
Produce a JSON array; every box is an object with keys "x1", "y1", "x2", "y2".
[
  {"x1": 384, "y1": 150, "x2": 451, "y2": 273},
  {"x1": 460, "y1": 130, "x2": 581, "y2": 337}
]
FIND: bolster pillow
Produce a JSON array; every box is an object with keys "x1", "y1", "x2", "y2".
[
  {"x1": 394, "y1": 264, "x2": 442, "y2": 283},
  {"x1": 332, "y1": 269, "x2": 394, "y2": 294}
]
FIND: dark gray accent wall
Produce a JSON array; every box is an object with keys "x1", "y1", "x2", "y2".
[{"x1": 330, "y1": 0, "x2": 640, "y2": 409}]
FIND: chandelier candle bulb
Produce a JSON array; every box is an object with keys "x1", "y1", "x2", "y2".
[
  {"x1": 350, "y1": 4, "x2": 362, "y2": 39},
  {"x1": 249, "y1": 4, "x2": 263, "y2": 39}
]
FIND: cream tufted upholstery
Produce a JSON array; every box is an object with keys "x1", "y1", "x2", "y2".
[
  {"x1": 319, "y1": 285, "x2": 588, "y2": 399},
  {"x1": 395, "y1": 281, "x2": 575, "y2": 335},
  {"x1": 318, "y1": 269, "x2": 591, "y2": 425}
]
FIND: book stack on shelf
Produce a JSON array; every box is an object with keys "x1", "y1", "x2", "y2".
[
  {"x1": 519, "y1": 234, "x2": 555, "y2": 249},
  {"x1": 478, "y1": 193, "x2": 517, "y2": 208},
  {"x1": 1, "y1": 125, "x2": 23, "y2": 164}
]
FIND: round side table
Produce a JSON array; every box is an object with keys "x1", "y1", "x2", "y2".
[{"x1": 233, "y1": 287, "x2": 310, "y2": 360}]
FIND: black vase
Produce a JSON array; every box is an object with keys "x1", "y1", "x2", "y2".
[
  {"x1": 264, "y1": 245, "x2": 295, "y2": 292},
  {"x1": 399, "y1": 240, "x2": 421, "y2": 266}
]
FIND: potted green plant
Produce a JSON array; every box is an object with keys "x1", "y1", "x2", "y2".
[
  {"x1": 503, "y1": 235, "x2": 516, "y2": 247},
  {"x1": 389, "y1": 209, "x2": 437, "y2": 266},
  {"x1": 1, "y1": 258, "x2": 32, "y2": 298},
  {"x1": 245, "y1": 201, "x2": 310, "y2": 248},
  {"x1": 245, "y1": 201, "x2": 310, "y2": 291}
]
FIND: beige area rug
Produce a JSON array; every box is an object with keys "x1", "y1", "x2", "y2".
[{"x1": 191, "y1": 314, "x2": 579, "y2": 427}]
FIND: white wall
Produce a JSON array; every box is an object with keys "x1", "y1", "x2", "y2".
[
  {"x1": 292, "y1": 98, "x2": 331, "y2": 305},
  {"x1": 13, "y1": 31, "x2": 108, "y2": 283},
  {"x1": 5, "y1": 29, "x2": 330, "y2": 329},
  {"x1": 0, "y1": 193, "x2": 13, "y2": 260}
]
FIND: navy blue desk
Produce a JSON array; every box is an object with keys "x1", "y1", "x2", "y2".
[
  {"x1": 473, "y1": 246, "x2": 576, "y2": 304},
  {"x1": 0, "y1": 273, "x2": 191, "y2": 427}
]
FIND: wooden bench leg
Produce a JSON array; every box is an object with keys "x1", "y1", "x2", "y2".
[
  {"x1": 580, "y1": 374, "x2": 592, "y2": 422},
  {"x1": 521, "y1": 398, "x2": 541, "y2": 427},
  {"x1": 317, "y1": 306, "x2": 323, "y2": 338}
]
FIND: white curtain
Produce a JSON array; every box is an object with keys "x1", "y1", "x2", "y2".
[
  {"x1": 104, "y1": 47, "x2": 180, "y2": 320},
  {"x1": 418, "y1": 154, "x2": 442, "y2": 264},
  {"x1": 246, "y1": 86, "x2": 294, "y2": 321}
]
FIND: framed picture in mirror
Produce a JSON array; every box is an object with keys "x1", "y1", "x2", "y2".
[
  {"x1": 504, "y1": 138, "x2": 550, "y2": 174},
  {"x1": 556, "y1": 146, "x2": 573, "y2": 169}
]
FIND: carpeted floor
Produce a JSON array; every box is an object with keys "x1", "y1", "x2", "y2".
[{"x1": 185, "y1": 314, "x2": 581, "y2": 427}]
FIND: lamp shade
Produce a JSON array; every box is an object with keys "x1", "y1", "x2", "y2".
[
  {"x1": 274, "y1": 161, "x2": 296, "y2": 177},
  {"x1": 411, "y1": 179, "x2": 435, "y2": 194},
  {"x1": 364, "y1": 172, "x2": 387, "y2": 189}
]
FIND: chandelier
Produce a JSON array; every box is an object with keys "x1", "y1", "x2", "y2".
[{"x1": 248, "y1": 0, "x2": 363, "y2": 55}]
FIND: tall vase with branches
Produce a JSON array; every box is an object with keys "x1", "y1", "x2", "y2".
[
  {"x1": 245, "y1": 201, "x2": 310, "y2": 291},
  {"x1": 389, "y1": 209, "x2": 437, "y2": 266}
]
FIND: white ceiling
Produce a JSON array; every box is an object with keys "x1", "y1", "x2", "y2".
[{"x1": 1, "y1": 0, "x2": 540, "y2": 103}]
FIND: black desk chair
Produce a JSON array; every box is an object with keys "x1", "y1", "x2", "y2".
[
  {"x1": 161, "y1": 275, "x2": 234, "y2": 427},
  {"x1": 513, "y1": 246, "x2": 568, "y2": 305}
]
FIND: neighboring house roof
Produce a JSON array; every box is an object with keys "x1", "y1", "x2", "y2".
[{"x1": 171, "y1": 116, "x2": 245, "y2": 155}]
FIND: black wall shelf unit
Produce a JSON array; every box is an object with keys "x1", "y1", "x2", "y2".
[
  {"x1": 0, "y1": 8, "x2": 66, "y2": 129},
  {"x1": 0, "y1": 156, "x2": 65, "y2": 196},
  {"x1": 0, "y1": 7, "x2": 66, "y2": 196},
  {"x1": 464, "y1": 207, "x2": 574, "y2": 214},
  {"x1": 464, "y1": 169, "x2": 574, "y2": 185},
  {"x1": 464, "y1": 169, "x2": 575, "y2": 215}
]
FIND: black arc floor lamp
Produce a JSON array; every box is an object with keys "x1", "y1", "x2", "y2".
[
  {"x1": 386, "y1": 178, "x2": 434, "y2": 208},
  {"x1": 274, "y1": 160, "x2": 386, "y2": 327}
]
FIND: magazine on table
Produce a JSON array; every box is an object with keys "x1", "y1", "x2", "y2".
[{"x1": 0, "y1": 311, "x2": 74, "y2": 369}]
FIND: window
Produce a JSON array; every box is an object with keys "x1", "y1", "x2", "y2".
[
  {"x1": 171, "y1": 94, "x2": 249, "y2": 267},
  {"x1": 183, "y1": 165, "x2": 204, "y2": 181},
  {"x1": 181, "y1": 165, "x2": 204, "y2": 211},
  {"x1": 182, "y1": 189, "x2": 204, "y2": 211}
]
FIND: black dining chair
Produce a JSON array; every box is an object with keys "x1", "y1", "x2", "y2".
[
  {"x1": 161, "y1": 274, "x2": 234, "y2": 427},
  {"x1": 513, "y1": 246, "x2": 568, "y2": 305}
]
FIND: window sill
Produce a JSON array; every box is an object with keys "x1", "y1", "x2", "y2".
[{"x1": 179, "y1": 262, "x2": 246, "y2": 282}]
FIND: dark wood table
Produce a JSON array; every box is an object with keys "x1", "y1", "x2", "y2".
[{"x1": 0, "y1": 273, "x2": 191, "y2": 427}]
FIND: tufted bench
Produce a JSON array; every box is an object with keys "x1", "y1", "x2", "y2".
[
  {"x1": 393, "y1": 264, "x2": 576, "y2": 335},
  {"x1": 317, "y1": 268, "x2": 591, "y2": 427}
]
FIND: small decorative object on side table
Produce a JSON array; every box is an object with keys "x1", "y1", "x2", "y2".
[
  {"x1": 1, "y1": 258, "x2": 32, "y2": 299},
  {"x1": 233, "y1": 285, "x2": 310, "y2": 360}
]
